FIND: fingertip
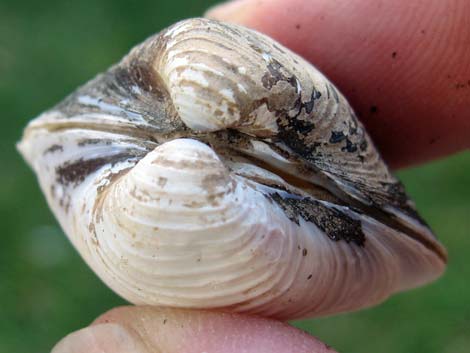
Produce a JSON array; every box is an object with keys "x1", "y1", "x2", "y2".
[
  {"x1": 205, "y1": 0, "x2": 254, "y2": 22},
  {"x1": 51, "y1": 323, "x2": 150, "y2": 353},
  {"x1": 91, "y1": 306, "x2": 336, "y2": 353}
]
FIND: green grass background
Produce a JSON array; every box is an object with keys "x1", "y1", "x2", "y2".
[{"x1": 1, "y1": 1, "x2": 469, "y2": 352}]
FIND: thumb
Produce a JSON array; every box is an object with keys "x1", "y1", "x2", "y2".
[{"x1": 51, "y1": 306, "x2": 336, "y2": 353}]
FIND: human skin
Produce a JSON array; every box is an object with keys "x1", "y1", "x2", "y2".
[
  {"x1": 52, "y1": 0, "x2": 470, "y2": 352},
  {"x1": 52, "y1": 307, "x2": 335, "y2": 353}
]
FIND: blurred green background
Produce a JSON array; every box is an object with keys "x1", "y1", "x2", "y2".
[{"x1": 1, "y1": 1, "x2": 469, "y2": 352}]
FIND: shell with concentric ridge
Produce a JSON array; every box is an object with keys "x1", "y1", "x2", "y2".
[{"x1": 18, "y1": 18, "x2": 446, "y2": 320}]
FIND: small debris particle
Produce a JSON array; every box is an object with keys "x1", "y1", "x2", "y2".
[
  {"x1": 163, "y1": 319, "x2": 167, "y2": 324},
  {"x1": 391, "y1": 51, "x2": 397, "y2": 58},
  {"x1": 157, "y1": 177, "x2": 168, "y2": 187},
  {"x1": 307, "y1": 274, "x2": 312, "y2": 280},
  {"x1": 295, "y1": 24, "x2": 301, "y2": 30},
  {"x1": 302, "y1": 248, "x2": 308, "y2": 256},
  {"x1": 370, "y1": 105, "x2": 378, "y2": 114}
]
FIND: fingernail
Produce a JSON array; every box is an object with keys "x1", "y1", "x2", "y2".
[
  {"x1": 51, "y1": 323, "x2": 149, "y2": 353},
  {"x1": 204, "y1": 0, "x2": 252, "y2": 22}
]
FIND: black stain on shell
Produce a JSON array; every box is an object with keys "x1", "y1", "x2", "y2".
[
  {"x1": 382, "y1": 182, "x2": 429, "y2": 226},
  {"x1": 276, "y1": 122, "x2": 316, "y2": 162},
  {"x1": 359, "y1": 139, "x2": 368, "y2": 151},
  {"x1": 329, "y1": 131, "x2": 362, "y2": 153},
  {"x1": 341, "y1": 138, "x2": 358, "y2": 153},
  {"x1": 77, "y1": 138, "x2": 114, "y2": 146},
  {"x1": 329, "y1": 131, "x2": 347, "y2": 144},
  {"x1": 291, "y1": 119, "x2": 316, "y2": 135},
  {"x1": 303, "y1": 89, "x2": 322, "y2": 114},
  {"x1": 44, "y1": 144, "x2": 64, "y2": 154},
  {"x1": 346, "y1": 177, "x2": 429, "y2": 228},
  {"x1": 268, "y1": 192, "x2": 365, "y2": 246},
  {"x1": 261, "y1": 59, "x2": 299, "y2": 91},
  {"x1": 259, "y1": 58, "x2": 322, "y2": 156}
]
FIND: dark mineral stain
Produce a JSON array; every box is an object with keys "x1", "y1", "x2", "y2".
[
  {"x1": 77, "y1": 138, "x2": 114, "y2": 146},
  {"x1": 346, "y1": 179, "x2": 430, "y2": 229},
  {"x1": 44, "y1": 144, "x2": 63, "y2": 154},
  {"x1": 359, "y1": 139, "x2": 368, "y2": 151},
  {"x1": 303, "y1": 89, "x2": 322, "y2": 114},
  {"x1": 293, "y1": 119, "x2": 316, "y2": 134},
  {"x1": 381, "y1": 182, "x2": 429, "y2": 226},
  {"x1": 261, "y1": 59, "x2": 298, "y2": 91},
  {"x1": 269, "y1": 192, "x2": 365, "y2": 246},
  {"x1": 258, "y1": 57, "x2": 326, "y2": 162},
  {"x1": 277, "y1": 120, "x2": 321, "y2": 157},
  {"x1": 341, "y1": 138, "x2": 358, "y2": 153},
  {"x1": 56, "y1": 151, "x2": 144, "y2": 186},
  {"x1": 347, "y1": 118, "x2": 358, "y2": 135},
  {"x1": 329, "y1": 131, "x2": 347, "y2": 144}
]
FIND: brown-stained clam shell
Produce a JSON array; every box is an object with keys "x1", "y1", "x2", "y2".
[{"x1": 18, "y1": 18, "x2": 446, "y2": 320}]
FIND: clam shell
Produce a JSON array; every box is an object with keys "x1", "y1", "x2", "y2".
[{"x1": 18, "y1": 18, "x2": 446, "y2": 320}]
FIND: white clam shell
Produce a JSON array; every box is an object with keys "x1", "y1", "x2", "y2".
[{"x1": 18, "y1": 18, "x2": 446, "y2": 320}]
